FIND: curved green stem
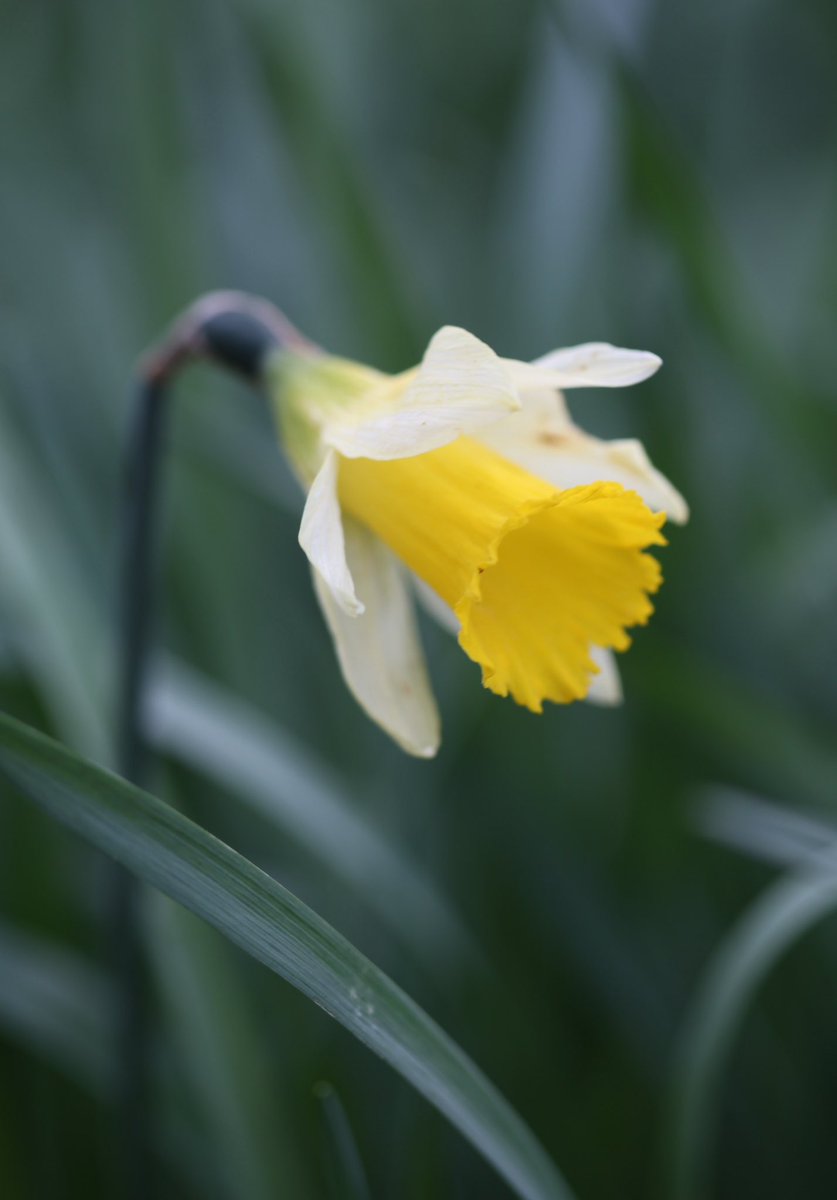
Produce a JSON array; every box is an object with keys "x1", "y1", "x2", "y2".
[{"x1": 112, "y1": 292, "x2": 292, "y2": 1196}]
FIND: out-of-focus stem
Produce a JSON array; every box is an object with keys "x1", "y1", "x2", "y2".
[{"x1": 112, "y1": 291, "x2": 296, "y2": 1197}]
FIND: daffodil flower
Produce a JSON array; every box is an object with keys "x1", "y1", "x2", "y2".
[{"x1": 268, "y1": 327, "x2": 687, "y2": 757}]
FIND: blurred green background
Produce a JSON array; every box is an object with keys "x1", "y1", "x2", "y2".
[{"x1": 2, "y1": 0, "x2": 837, "y2": 1197}]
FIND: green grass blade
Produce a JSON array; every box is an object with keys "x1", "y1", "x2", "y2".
[
  {"x1": 149, "y1": 659, "x2": 475, "y2": 970},
  {"x1": 313, "y1": 1081, "x2": 371, "y2": 1200},
  {"x1": 0, "y1": 423, "x2": 109, "y2": 763},
  {"x1": 0, "y1": 417, "x2": 472, "y2": 976},
  {"x1": 696, "y1": 786, "x2": 837, "y2": 871},
  {"x1": 666, "y1": 864, "x2": 837, "y2": 1200},
  {"x1": 0, "y1": 711, "x2": 575, "y2": 1200},
  {"x1": 641, "y1": 642, "x2": 837, "y2": 809},
  {"x1": 0, "y1": 922, "x2": 113, "y2": 1096},
  {"x1": 0, "y1": 920, "x2": 278, "y2": 1197},
  {"x1": 148, "y1": 894, "x2": 311, "y2": 1200}
]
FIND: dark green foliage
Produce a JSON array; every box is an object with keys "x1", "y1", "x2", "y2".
[{"x1": 1, "y1": 1, "x2": 836, "y2": 1197}]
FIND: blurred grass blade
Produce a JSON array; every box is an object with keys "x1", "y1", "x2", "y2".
[
  {"x1": 0, "y1": 920, "x2": 270, "y2": 1197},
  {"x1": 0, "y1": 409, "x2": 472, "y2": 976},
  {"x1": 313, "y1": 1081, "x2": 371, "y2": 1200},
  {"x1": 696, "y1": 786, "x2": 837, "y2": 870},
  {"x1": 642, "y1": 642, "x2": 837, "y2": 809},
  {"x1": 0, "y1": 922, "x2": 113, "y2": 1096},
  {"x1": 0, "y1": 422, "x2": 109, "y2": 762},
  {"x1": 667, "y1": 864, "x2": 837, "y2": 1200},
  {"x1": 148, "y1": 894, "x2": 310, "y2": 1200},
  {"x1": 0, "y1": 712, "x2": 575, "y2": 1200},
  {"x1": 148, "y1": 658, "x2": 474, "y2": 970}
]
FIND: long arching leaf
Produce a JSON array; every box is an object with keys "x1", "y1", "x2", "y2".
[
  {"x1": 667, "y1": 863, "x2": 837, "y2": 1200},
  {"x1": 0, "y1": 711, "x2": 575, "y2": 1200}
]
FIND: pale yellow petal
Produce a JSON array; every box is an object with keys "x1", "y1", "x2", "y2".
[
  {"x1": 298, "y1": 451, "x2": 363, "y2": 616},
  {"x1": 585, "y1": 647, "x2": 623, "y2": 706},
  {"x1": 504, "y1": 343, "x2": 662, "y2": 390},
  {"x1": 478, "y1": 390, "x2": 689, "y2": 524},
  {"x1": 323, "y1": 326, "x2": 519, "y2": 461},
  {"x1": 312, "y1": 520, "x2": 440, "y2": 757}
]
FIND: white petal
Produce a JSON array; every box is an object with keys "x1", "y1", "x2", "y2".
[
  {"x1": 298, "y1": 452, "x2": 363, "y2": 616},
  {"x1": 313, "y1": 519, "x2": 441, "y2": 757},
  {"x1": 477, "y1": 387, "x2": 574, "y2": 452},
  {"x1": 590, "y1": 438, "x2": 688, "y2": 523},
  {"x1": 477, "y1": 394, "x2": 688, "y2": 525},
  {"x1": 505, "y1": 343, "x2": 662, "y2": 390},
  {"x1": 585, "y1": 647, "x2": 623, "y2": 706},
  {"x1": 525, "y1": 434, "x2": 688, "y2": 524},
  {"x1": 324, "y1": 326, "x2": 519, "y2": 461}
]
